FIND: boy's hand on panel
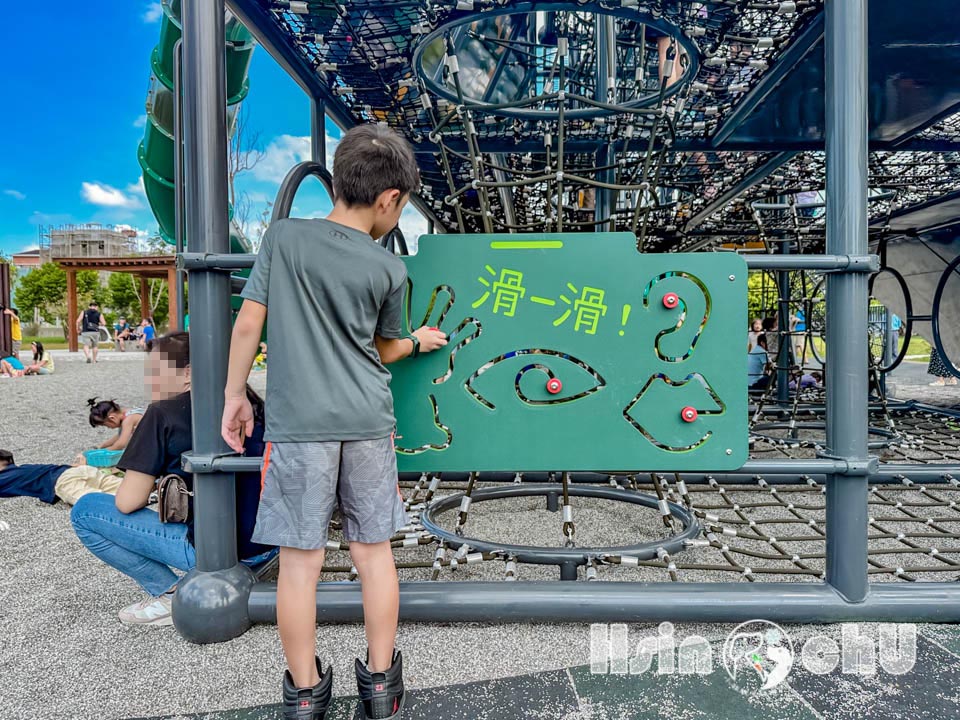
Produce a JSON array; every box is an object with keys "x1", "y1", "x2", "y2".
[{"x1": 413, "y1": 326, "x2": 448, "y2": 353}]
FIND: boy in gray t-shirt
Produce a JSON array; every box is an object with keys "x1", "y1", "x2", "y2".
[{"x1": 221, "y1": 125, "x2": 446, "y2": 720}]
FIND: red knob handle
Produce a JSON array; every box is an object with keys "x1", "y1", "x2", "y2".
[
  {"x1": 681, "y1": 406, "x2": 698, "y2": 423},
  {"x1": 546, "y1": 378, "x2": 563, "y2": 395},
  {"x1": 663, "y1": 293, "x2": 679, "y2": 309}
]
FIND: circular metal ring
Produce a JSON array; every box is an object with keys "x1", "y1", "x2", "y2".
[
  {"x1": 419, "y1": 483, "x2": 700, "y2": 565},
  {"x1": 931, "y1": 253, "x2": 960, "y2": 380},
  {"x1": 868, "y1": 265, "x2": 913, "y2": 373},
  {"x1": 750, "y1": 421, "x2": 901, "y2": 450},
  {"x1": 411, "y1": 1, "x2": 700, "y2": 121}
]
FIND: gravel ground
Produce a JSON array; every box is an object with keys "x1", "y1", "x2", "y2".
[{"x1": 0, "y1": 350, "x2": 956, "y2": 719}]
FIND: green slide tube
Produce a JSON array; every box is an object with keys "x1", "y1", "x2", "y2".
[{"x1": 139, "y1": 0, "x2": 255, "y2": 256}]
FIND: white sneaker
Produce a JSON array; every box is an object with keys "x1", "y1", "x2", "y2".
[{"x1": 118, "y1": 593, "x2": 173, "y2": 626}]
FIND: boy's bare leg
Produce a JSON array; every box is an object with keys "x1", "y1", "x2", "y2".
[
  {"x1": 350, "y1": 540, "x2": 399, "y2": 672},
  {"x1": 277, "y1": 546, "x2": 324, "y2": 688}
]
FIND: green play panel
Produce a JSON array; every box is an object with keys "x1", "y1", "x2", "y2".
[{"x1": 391, "y1": 233, "x2": 748, "y2": 472}]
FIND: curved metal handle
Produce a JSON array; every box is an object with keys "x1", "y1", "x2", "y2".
[{"x1": 270, "y1": 160, "x2": 334, "y2": 224}]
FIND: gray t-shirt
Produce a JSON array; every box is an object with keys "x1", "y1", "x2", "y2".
[{"x1": 241, "y1": 218, "x2": 408, "y2": 442}]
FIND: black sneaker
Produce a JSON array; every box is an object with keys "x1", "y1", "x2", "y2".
[
  {"x1": 282, "y1": 656, "x2": 333, "y2": 720},
  {"x1": 355, "y1": 649, "x2": 406, "y2": 719}
]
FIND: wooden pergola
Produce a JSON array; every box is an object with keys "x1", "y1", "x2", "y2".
[{"x1": 55, "y1": 256, "x2": 179, "y2": 353}]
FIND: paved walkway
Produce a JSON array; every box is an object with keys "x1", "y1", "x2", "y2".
[
  {"x1": 886, "y1": 360, "x2": 960, "y2": 409},
  {"x1": 135, "y1": 624, "x2": 960, "y2": 720}
]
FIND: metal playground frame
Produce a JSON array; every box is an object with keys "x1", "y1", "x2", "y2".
[{"x1": 169, "y1": 0, "x2": 960, "y2": 644}]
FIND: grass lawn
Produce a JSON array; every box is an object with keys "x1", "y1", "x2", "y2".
[
  {"x1": 801, "y1": 334, "x2": 932, "y2": 363},
  {"x1": 900, "y1": 334, "x2": 932, "y2": 362},
  {"x1": 21, "y1": 335, "x2": 68, "y2": 350},
  {"x1": 20, "y1": 335, "x2": 119, "y2": 352}
]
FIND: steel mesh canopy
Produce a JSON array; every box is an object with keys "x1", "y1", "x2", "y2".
[
  {"x1": 257, "y1": 0, "x2": 835, "y2": 243},
  {"x1": 250, "y1": 1, "x2": 960, "y2": 250}
]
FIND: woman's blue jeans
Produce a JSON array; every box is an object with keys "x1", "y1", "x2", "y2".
[{"x1": 71, "y1": 492, "x2": 196, "y2": 597}]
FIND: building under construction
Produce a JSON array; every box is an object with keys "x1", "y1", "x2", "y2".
[{"x1": 38, "y1": 223, "x2": 137, "y2": 260}]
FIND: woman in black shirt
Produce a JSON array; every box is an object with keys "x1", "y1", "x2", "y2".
[{"x1": 71, "y1": 332, "x2": 273, "y2": 626}]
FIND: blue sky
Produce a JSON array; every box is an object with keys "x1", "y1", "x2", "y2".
[{"x1": 0, "y1": 2, "x2": 426, "y2": 258}]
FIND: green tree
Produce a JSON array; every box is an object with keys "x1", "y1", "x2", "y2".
[
  {"x1": 14, "y1": 263, "x2": 102, "y2": 334},
  {"x1": 107, "y1": 272, "x2": 139, "y2": 316},
  {"x1": 747, "y1": 270, "x2": 778, "y2": 322},
  {"x1": 150, "y1": 280, "x2": 170, "y2": 328},
  {"x1": 0, "y1": 253, "x2": 18, "y2": 284},
  {"x1": 106, "y1": 273, "x2": 171, "y2": 328}
]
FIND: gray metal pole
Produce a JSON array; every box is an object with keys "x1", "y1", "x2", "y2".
[
  {"x1": 248, "y1": 581, "x2": 960, "y2": 624},
  {"x1": 175, "y1": 0, "x2": 254, "y2": 644},
  {"x1": 824, "y1": 0, "x2": 870, "y2": 603},
  {"x1": 173, "y1": 39, "x2": 187, "y2": 330},
  {"x1": 310, "y1": 97, "x2": 326, "y2": 167},
  {"x1": 594, "y1": 16, "x2": 616, "y2": 229}
]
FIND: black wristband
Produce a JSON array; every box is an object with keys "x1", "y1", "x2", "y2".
[{"x1": 407, "y1": 334, "x2": 420, "y2": 358}]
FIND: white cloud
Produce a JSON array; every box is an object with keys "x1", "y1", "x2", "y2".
[
  {"x1": 253, "y1": 135, "x2": 312, "y2": 183},
  {"x1": 81, "y1": 181, "x2": 143, "y2": 209},
  {"x1": 245, "y1": 190, "x2": 270, "y2": 204},
  {"x1": 3, "y1": 189, "x2": 25, "y2": 200},
  {"x1": 399, "y1": 205, "x2": 429, "y2": 254},
  {"x1": 112, "y1": 224, "x2": 155, "y2": 251},
  {"x1": 133, "y1": 114, "x2": 148, "y2": 128},
  {"x1": 252, "y1": 132, "x2": 340, "y2": 183},
  {"x1": 323, "y1": 132, "x2": 339, "y2": 167},
  {"x1": 126, "y1": 176, "x2": 147, "y2": 196},
  {"x1": 143, "y1": 2, "x2": 163, "y2": 23}
]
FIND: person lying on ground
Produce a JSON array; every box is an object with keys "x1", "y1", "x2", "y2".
[
  {"x1": 87, "y1": 398, "x2": 145, "y2": 451},
  {"x1": 0, "y1": 449, "x2": 122, "y2": 506},
  {"x1": 0, "y1": 355, "x2": 25, "y2": 377}
]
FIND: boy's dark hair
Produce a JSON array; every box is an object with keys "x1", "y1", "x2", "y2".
[
  {"x1": 0, "y1": 449, "x2": 13, "y2": 467},
  {"x1": 756, "y1": 333, "x2": 767, "y2": 348},
  {"x1": 89, "y1": 301, "x2": 99, "y2": 308},
  {"x1": 88, "y1": 397, "x2": 122, "y2": 427},
  {"x1": 761, "y1": 316, "x2": 777, "y2": 331},
  {"x1": 332, "y1": 125, "x2": 419, "y2": 207},
  {"x1": 146, "y1": 331, "x2": 190, "y2": 369}
]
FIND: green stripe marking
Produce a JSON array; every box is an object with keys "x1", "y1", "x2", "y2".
[
  {"x1": 490, "y1": 240, "x2": 564, "y2": 250},
  {"x1": 530, "y1": 296, "x2": 557, "y2": 306}
]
